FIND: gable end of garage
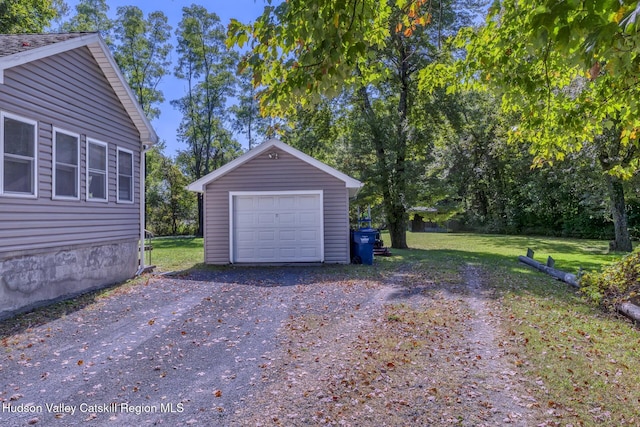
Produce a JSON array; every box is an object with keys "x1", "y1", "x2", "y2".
[{"x1": 202, "y1": 146, "x2": 353, "y2": 264}]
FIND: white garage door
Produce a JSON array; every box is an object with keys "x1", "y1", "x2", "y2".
[{"x1": 231, "y1": 192, "x2": 323, "y2": 263}]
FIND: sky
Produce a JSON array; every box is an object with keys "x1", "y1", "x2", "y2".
[{"x1": 63, "y1": 0, "x2": 270, "y2": 156}]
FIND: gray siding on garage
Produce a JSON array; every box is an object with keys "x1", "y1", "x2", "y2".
[
  {"x1": 0, "y1": 47, "x2": 141, "y2": 257},
  {"x1": 204, "y1": 146, "x2": 350, "y2": 264}
]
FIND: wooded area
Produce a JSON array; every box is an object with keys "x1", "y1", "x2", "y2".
[{"x1": 9, "y1": 0, "x2": 640, "y2": 251}]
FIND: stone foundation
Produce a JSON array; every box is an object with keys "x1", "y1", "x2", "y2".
[{"x1": 0, "y1": 241, "x2": 138, "y2": 319}]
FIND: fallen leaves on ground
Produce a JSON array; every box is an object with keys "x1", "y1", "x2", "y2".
[{"x1": 233, "y1": 268, "x2": 543, "y2": 426}]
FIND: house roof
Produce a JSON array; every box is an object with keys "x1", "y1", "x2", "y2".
[
  {"x1": 408, "y1": 207, "x2": 439, "y2": 213},
  {"x1": 187, "y1": 138, "x2": 364, "y2": 198},
  {"x1": 0, "y1": 32, "x2": 158, "y2": 146}
]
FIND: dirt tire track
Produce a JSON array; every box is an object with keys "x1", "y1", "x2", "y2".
[
  {"x1": 232, "y1": 263, "x2": 544, "y2": 426},
  {"x1": 453, "y1": 264, "x2": 539, "y2": 426}
]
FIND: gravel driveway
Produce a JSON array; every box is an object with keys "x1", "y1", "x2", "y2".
[
  {"x1": 0, "y1": 265, "x2": 542, "y2": 426},
  {"x1": 0, "y1": 267, "x2": 378, "y2": 426}
]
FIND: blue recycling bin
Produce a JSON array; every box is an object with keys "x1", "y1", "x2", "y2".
[{"x1": 351, "y1": 228, "x2": 377, "y2": 265}]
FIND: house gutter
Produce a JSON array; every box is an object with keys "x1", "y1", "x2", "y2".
[{"x1": 136, "y1": 144, "x2": 152, "y2": 276}]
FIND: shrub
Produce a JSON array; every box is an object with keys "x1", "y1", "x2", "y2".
[{"x1": 580, "y1": 250, "x2": 640, "y2": 309}]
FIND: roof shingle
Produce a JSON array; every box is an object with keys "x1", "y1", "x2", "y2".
[{"x1": 0, "y1": 33, "x2": 93, "y2": 57}]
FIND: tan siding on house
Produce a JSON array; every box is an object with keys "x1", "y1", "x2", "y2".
[
  {"x1": 204, "y1": 146, "x2": 350, "y2": 264},
  {"x1": 0, "y1": 47, "x2": 141, "y2": 257}
]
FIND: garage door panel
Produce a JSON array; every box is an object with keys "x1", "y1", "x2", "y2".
[
  {"x1": 258, "y1": 230, "x2": 276, "y2": 241},
  {"x1": 299, "y1": 229, "x2": 319, "y2": 241},
  {"x1": 258, "y1": 196, "x2": 276, "y2": 209},
  {"x1": 299, "y1": 246, "x2": 319, "y2": 258},
  {"x1": 278, "y1": 213, "x2": 296, "y2": 225},
  {"x1": 279, "y1": 248, "x2": 296, "y2": 258},
  {"x1": 299, "y1": 195, "x2": 319, "y2": 208},
  {"x1": 237, "y1": 230, "x2": 255, "y2": 242},
  {"x1": 236, "y1": 212, "x2": 256, "y2": 227},
  {"x1": 237, "y1": 197, "x2": 257, "y2": 209},
  {"x1": 233, "y1": 193, "x2": 323, "y2": 263},
  {"x1": 258, "y1": 248, "x2": 277, "y2": 259},
  {"x1": 278, "y1": 196, "x2": 296, "y2": 209},
  {"x1": 237, "y1": 247, "x2": 255, "y2": 259},
  {"x1": 299, "y1": 212, "x2": 318, "y2": 225},
  {"x1": 256, "y1": 213, "x2": 274, "y2": 225},
  {"x1": 279, "y1": 230, "x2": 296, "y2": 241}
]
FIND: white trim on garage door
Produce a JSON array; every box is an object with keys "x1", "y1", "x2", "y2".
[{"x1": 229, "y1": 190, "x2": 324, "y2": 263}]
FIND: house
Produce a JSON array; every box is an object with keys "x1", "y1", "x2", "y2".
[
  {"x1": 408, "y1": 207, "x2": 439, "y2": 232},
  {"x1": 0, "y1": 33, "x2": 157, "y2": 319},
  {"x1": 187, "y1": 139, "x2": 362, "y2": 264}
]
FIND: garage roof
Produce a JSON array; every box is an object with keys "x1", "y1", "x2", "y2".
[{"x1": 187, "y1": 139, "x2": 363, "y2": 197}]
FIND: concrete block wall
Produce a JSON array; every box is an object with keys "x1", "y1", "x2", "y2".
[{"x1": 0, "y1": 241, "x2": 138, "y2": 319}]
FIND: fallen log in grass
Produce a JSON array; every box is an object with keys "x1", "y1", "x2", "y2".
[
  {"x1": 518, "y1": 251, "x2": 640, "y2": 324},
  {"x1": 617, "y1": 302, "x2": 640, "y2": 324},
  {"x1": 517, "y1": 255, "x2": 579, "y2": 288}
]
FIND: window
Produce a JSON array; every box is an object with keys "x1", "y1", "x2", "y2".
[
  {"x1": 117, "y1": 148, "x2": 133, "y2": 203},
  {"x1": 87, "y1": 139, "x2": 108, "y2": 202},
  {"x1": 53, "y1": 128, "x2": 79, "y2": 200},
  {"x1": 1, "y1": 112, "x2": 37, "y2": 197}
]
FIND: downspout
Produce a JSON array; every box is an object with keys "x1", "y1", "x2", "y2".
[{"x1": 136, "y1": 144, "x2": 152, "y2": 276}]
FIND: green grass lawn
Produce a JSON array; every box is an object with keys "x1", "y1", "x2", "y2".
[
  {"x1": 381, "y1": 231, "x2": 624, "y2": 272},
  {"x1": 147, "y1": 236, "x2": 204, "y2": 272},
  {"x1": 150, "y1": 232, "x2": 625, "y2": 274}
]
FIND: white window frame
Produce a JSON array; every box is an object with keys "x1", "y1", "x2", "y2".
[
  {"x1": 52, "y1": 127, "x2": 80, "y2": 201},
  {"x1": 86, "y1": 138, "x2": 108, "y2": 202},
  {"x1": 116, "y1": 147, "x2": 134, "y2": 203},
  {"x1": 0, "y1": 111, "x2": 38, "y2": 198}
]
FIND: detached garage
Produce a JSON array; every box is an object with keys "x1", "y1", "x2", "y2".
[{"x1": 187, "y1": 139, "x2": 363, "y2": 264}]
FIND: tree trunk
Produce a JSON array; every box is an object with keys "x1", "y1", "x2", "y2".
[
  {"x1": 391, "y1": 34, "x2": 410, "y2": 250},
  {"x1": 387, "y1": 201, "x2": 408, "y2": 249},
  {"x1": 356, "y1": 79, "x2": 409, "y2": 249},
  {"x1": 605, "y1": 174, "x2": 632, "y2": 252},
  {"x1": 373, "y1": 134, "x2": 407, "y2": 249}
]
